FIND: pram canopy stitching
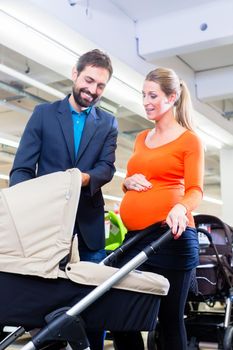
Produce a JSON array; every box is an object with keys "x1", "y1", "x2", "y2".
[{"x1": 66, "y1": 261, "x2": 169, "y2": 295}]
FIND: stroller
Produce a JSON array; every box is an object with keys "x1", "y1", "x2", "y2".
[
  {"x1": 0, "y1": 169, "x2": 171, "y2": 350},
  {"x1": 185, "y1": 214, "x2": 233, "y2": 350}
]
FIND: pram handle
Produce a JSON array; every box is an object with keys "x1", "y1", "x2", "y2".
[
  {"x1": 101, "y1": 226, "x2": 154, "y2": 265},
  {"x1": 101, "y1": 223, "x2": 172, "y2": 266},
  {"x1": 143, "y1": 228, "x2": 173, "y2": 257}
]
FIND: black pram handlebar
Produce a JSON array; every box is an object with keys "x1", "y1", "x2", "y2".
[
  {"x1": 102, "y1": 227, "x2": 173, "y2": 266},
  {"x1": 143, "y1": 228, "x2": 173, "y2": 257}
]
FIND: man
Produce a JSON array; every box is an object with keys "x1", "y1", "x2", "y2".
[{"x1": 10, "y1": 49, "x2": 118, "y2": 350}]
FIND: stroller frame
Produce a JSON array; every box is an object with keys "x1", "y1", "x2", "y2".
[
  {"x1": 0, "y1": 228, "x2": 172, "y2": 350},
  {"x1": 185, "y1": 217, "x2": 233, "y2": 350},
  {"x1": 0, "y1": 169, "x2": 170, "y2": 350}
]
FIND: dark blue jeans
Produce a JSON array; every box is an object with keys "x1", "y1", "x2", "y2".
[
  {"x1": 79, "y1": 247, "x2": 106, "y2": 263},
  {"x1": 112, "y1": 223, "x2": 198, "y2": 350},
  {"x1": 113, "y1": 268, "x2": 193, "y2": 350}
]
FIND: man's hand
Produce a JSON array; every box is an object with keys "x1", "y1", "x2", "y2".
[{"x1": 81, "y1": 172, "x2": 90, "y2": 186}]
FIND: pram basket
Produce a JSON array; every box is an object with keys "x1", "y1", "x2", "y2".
[{"x1": 0, "y1": 169, "x2": 171, "y2": 350}]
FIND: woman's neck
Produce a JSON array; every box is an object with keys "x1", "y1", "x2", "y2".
[{"x1": 154, "y1": 112, "x2": 178, "y2": 134}]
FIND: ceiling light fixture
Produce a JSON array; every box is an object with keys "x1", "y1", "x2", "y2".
[
  {"x1": 0, "y1": 64, "x2": 66, "y2": 99},
  {"x1": 0, "y1": 100, "x2": 30, "y2": 115},
  {"x1": 115, "y1": 170, "x2": 126, "y2": 178},
  {"x1": 103, "y1": 194, "x2": 122, "y2": 202},
  {"x1": 203, "y1": 195, "x2": 223, "y2": 205},
  {"x1": 196, "y1": 129, "x2": 222, "y2": 149},
  {"x1": 99, "y1": 100, "x2": 118, "y2": 115},
  {"x1": 0, "y1": 174, "x2": 9, "y2": 181},
  {"x1": 0, "y1": 137, "x2": 19, "y2": 148}
]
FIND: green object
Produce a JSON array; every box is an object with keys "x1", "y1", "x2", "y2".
[{"x1": 105, "y1": 211, "x2": 127, "y2": 251}]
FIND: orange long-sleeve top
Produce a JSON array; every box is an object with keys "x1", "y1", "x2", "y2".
[{"x1": 120, "y1": 129, "x2": 204, "y2": 231}]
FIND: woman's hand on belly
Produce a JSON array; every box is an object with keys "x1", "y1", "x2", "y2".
[
  {"x1": 166, "y1": 203, "x2": 189, "y2": 239},
  {"x1": 124, "y1": 173, "x2": 152, "y2": 192}
]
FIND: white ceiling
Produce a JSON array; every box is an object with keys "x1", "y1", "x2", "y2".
[
  {"x1": 109, "y1": 0, "x2": 215, "y2": 21},
  {"x1": 1, "y1": 0, "x2": 233, "y2": 219},
  {"x1": 180, "y1": 44, "x2": 233, "y2": 71}
]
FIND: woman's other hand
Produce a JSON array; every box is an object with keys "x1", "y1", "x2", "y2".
[
  {"x1": 166, "y1": 204, "x2": 189, "y2": 239},
  {"x1": 124, "y1": 174, "x2": 152, "y2": 192}
]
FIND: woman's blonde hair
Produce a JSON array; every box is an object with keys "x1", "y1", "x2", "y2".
[{"x1": 145, "y1": 67, "x2": 194, "y2": 130}]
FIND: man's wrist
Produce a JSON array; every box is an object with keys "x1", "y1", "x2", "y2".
[{"x1": 82, "y1": 172, "x2": 90, "y2": 186}]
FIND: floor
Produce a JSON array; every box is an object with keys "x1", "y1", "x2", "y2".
[
  {"x1": 4, "y1": 331, "x2": 144, "y2": 350},
  {"x1": 6, "y1": 333, "x2": 116, "y2": 350},
  {"x1": 4, "y1": 304, "x2": 225, "y2": 350},
  {"x1": 4, "y1": 332, "x2": 219, "y2": 350}
]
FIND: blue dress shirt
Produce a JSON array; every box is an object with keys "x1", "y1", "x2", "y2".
[{"x1": 69, "y1": 104, "x2": 92, "y2": 156}]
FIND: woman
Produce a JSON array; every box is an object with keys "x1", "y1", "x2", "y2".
[{"x1": 113, "y1": 67, "x2": 204, "y2": 350}]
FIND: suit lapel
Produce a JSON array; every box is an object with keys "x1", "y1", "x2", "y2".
[
  {"x1": 57, "y1": 96, "x2": 75, "y2": 165},
  {"x1": 75, "y1": 108, "x2": 99, "y2": 164}
]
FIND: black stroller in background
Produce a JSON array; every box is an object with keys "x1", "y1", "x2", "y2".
[
  {"x1": 185, "y1": 214, "x2": 233, "y2": 350},
  {"x1": 0, "y1": 169, "x2": 171, "y2": 350},
  {"x1": 146, "y1": 214, "x2": 233, "y2": 350}
]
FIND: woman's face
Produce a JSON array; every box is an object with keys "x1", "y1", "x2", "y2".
[{"x1": 142, "y1": 80, "x2": 175, "y2": 121}]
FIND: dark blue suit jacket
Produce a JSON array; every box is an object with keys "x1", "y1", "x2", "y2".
[{"x1": 10, "y1": 96, "x2": 118, "y2": 250}]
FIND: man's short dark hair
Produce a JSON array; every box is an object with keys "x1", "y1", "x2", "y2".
[{"x1": 76, "y1": 49, "x2": 113, "y2": 79}]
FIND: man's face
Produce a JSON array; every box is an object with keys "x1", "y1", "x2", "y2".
[{"x1": 72, "y1": 65, "x2": 110, "y2": 108}]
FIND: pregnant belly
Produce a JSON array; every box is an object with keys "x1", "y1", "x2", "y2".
[{"x1": 120, "y1": 187, "x2": 183, "y2": 231}]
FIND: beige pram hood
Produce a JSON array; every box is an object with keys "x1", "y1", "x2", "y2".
[
  {"x1": 0, "y1": 169, "x2": 81, "y2": 278},
  {"x1": 0, "y1": 169, "x2": 169, "y2": 296}
]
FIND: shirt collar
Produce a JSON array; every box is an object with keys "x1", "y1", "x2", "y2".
[{"x1": 69, "y1": 103, "x2": 92, "y2": 115}]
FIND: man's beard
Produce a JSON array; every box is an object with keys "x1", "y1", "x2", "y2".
[{"x1": 72, "y1": 87, "x2": 99, "y2": 108}]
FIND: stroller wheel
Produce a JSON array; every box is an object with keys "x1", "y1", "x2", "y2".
[
  {"x1": 223, "y1": 326, "x2": 233, "y2": 350},
  {"x1": 147, "y1": 330, "x2": 159, "y2": 350}
]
